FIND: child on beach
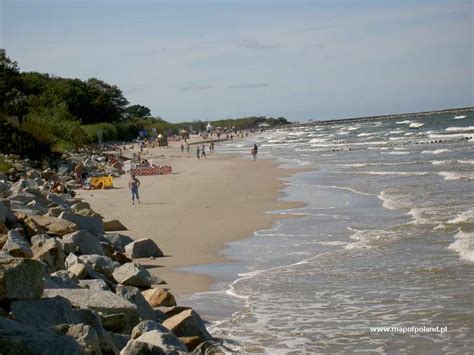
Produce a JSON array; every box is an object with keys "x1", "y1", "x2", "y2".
[
  {"x1": 129, "y1": 174, "x2": 141, "y2": 204},
  {"x1": 251, "y1": 143, "x2": 258, "y2": 161}
]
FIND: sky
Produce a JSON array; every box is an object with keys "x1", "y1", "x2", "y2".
[{"x1": 1, "y1": 0, "x2": 473, "y2": 122}]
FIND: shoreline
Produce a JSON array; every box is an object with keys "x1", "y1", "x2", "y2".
[{"x1": 78, "y1": 140, "x2": 305, "y2": 296}]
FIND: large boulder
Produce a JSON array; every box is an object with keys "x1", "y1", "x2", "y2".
[
  {"x1": 125, "y1": 238, "x2": 163, "y2": 259},
  {"x1": 121, "y1": 329, "x2": 188, "y2": 355},
  {"x1": 130, "y1": 320, "x2": 172, "y2": 340},
  {"x1": 65, "y1": 324, "x2": 102, "y2": 355},
  {"x1": 0, "y1": 316, "x2": 81, "y2": 355},
  {"x1": 116, "y1": 285, "x2": 157, "y2": 321},
  {"x1": 59, "y1": 211, "x2": 104, "y2": 238},
  {"x1": 43, "y1": 288, "x2": 139, "y2": 325},
  {"x1": 21, "y1": 214, "x2": 78, "y2": 236},
  {"x1": 104, "y1": 220, "x2": 127, "y2": 232},
  {"x1": 163, "y1": 309, "x2": 212, "y2": 342},
  {"x1": 79, "y1": 279, "x2": 111, "y2": 291},
  {"x1": 2, "y1": 229, "x2": 33, "y2": 258},
  {"x1": 25, "y1": 200, "x2": 48, "y2": 215},
  {"x1": 71, "y1": 201, "x2": 91, "y2": 213},
  {"x1": 142, "y1": 287, "x2": 177, "y2": 307},
  {"x1": 103, "y1": 233, "x2": 134, "y2": 253},
  {"x1": 112, "y1": 262, "x2": 157, "y2": 288},
  {"x1": 0, "y1": 256, "x2": 45, "y2": 300},
  {"x1": 32, "y1": 236, "x2": 66, "y2": 272},
  {"x1": 61, "y1": 230, "x2": 104, "y2": 256},
  {"x1": 46, "y1": 270, "x2": 80, "y2": 289},
  {"x1": 46, "y1": 193, "x2": 71, "y2": 208},
  {"x1": 0, "y1": 201, "x2": 16, "y2": 225}
]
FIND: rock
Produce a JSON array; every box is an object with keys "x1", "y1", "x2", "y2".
[
  {"x1": 11, "y1": 296, "x2": 79, "y2": 327},
  {"x1": 191, "y1": 340, "x2": 235, "y2": 354},
  {"x1": 78, "y1": 254, "x2": 119, "y2": 279},
  {"x1": 101, "y1": 313, "x2": 131, "y2": 333},
  {"x1": 0, "y1": 201, "x2": 16, "y2": 225},
  {"x1": 110, "y1": 333, "x2": 130, "y2": 352},
  {"x1": 125, "y1": 238, "x2": 163, "y2": 259},
  {"x1": 103, "y1": 233, "x2": 134, "y2": 253},
  {"x1": 21, "y1": 214, "x2": 78, "y2": 236},
  {"x1": 0, "y1": 256, "x2": 45, "y2": 300},
  {"x1": 116, "y1": 285, "x2": 157, "y2": 321},
  {"x1": 180, "y1": 336, "x2": 201, "y2": 352},
  {"x1": 142, "y1": 287, "x2": 177, "y2": 307},
  {"x1": 155, "y1": 306, "x2": 192, "y2": 319},
  {"x1": 0, "y1": 316, "x2": 81, "y2": 354},
  {"x1": 61, "y1": 230, "x2": 104, "y2": 256},
  {"x1": 163, "y1": 309, "x2": 212, "y2": 342},
  {"x1": 69, "y1": 263, "x2": 88, "y2": 279},
  {"x1": 111, "y1": 251, "x2": 132, "y2": 265},
  {"x1": 48, "y1": 206, "x2": 65, "y2": 217},
  {"x1": 121, "y1": 329, "x2": 188, "y2": 355},
  {"x1": 79, "y1": 279, "x2": 111, "y2": 291},
  {"x1": 66, "y1": 323, "x2": 102, "y2": 355},
  {"x1": 104, "y1": 220, "x2": 127, "y2": 232},
  {"x1": 25, "y1": 200, "x2": 48, "y2": 215},
  {"x1": 41, "y1": 169, "x2": 58, "y2": 181},
  {"x1": 9, "y1": 191, "x2": 37, "y2": 205},
  {"x1": 2, "y1": 229, "x2": 33, "y2": 258},
  {"x1": 112, "y1": 262, "x2": 155, "y2": 288},
  {"x1": 60, "y1": 211, "x2": 104, "y2": 238},
  {"x1": 32, "y1": 236, "x2": 66, "y2": 272},
  {"x1": 46, "y1": 192, "x2": 70, "y2": 208},
  {"x1": 43, "y1": 288, "x2": 139, "y2": 325},
  {"x1": 30, "y1": 233, "x2": 53, "y2": 244},
  {"x1": 130, "y1": 320, "x2": 171, "y2": 340},
  {"x1": 71, "y1": 201, "x2": 91, "y2": 212},
  {"x1": 47, "y1": 270, "x2": 80, "y2": 289}
]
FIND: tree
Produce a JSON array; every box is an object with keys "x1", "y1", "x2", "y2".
[
  {"x1": 0, "y1": 49, "x2": 26, "y2": 118},
  {"x1": 125, "y1": 104, "x2": 151, "y2": 119}
]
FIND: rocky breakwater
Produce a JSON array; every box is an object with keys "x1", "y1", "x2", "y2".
[{"x1": 0, "y1": 159, "x2": 231, "y2": 354}]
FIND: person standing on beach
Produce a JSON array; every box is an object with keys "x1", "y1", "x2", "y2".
[
  {"x1": 129, "y1": 174, "x2": 141, "y2": 205},
  {"x1": 196, "y1": 147, "x2": 201, "y2": 159},
  {"x1": 201, "y1": 145, "x2": 207, "y2": 159},
  {"x1": 181, "y1": 144, "x2": 184, "y2": 153},
  {"x1": 251, "y1": 143, "x2": 258, "y2": 161}
]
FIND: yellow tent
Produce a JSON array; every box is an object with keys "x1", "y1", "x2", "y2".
[{"x1": 90, "y1": 176, "x2": 113, "y2": 189}]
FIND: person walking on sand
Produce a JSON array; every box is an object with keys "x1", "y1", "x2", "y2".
[
  {"x1": 129, "y1": 174, "x2": 141, "y2": 205},
  {"x1": 201, "y1": 145, "x2": 207, "y2": 159},
  {"x1": 196, "y1": 146, "x2": 201, "y2": 159},
  {"x1": 181, "y1": 144, "x2": 184, "y2": 153},
  {"x1": 251, "y1": 143, "x2": 258, "y2": 161}
]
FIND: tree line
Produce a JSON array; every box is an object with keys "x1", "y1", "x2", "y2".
[{"x1": 0, "y1": 49, "x2": 289, "y2": 157}]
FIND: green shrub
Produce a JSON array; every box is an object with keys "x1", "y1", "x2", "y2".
[{"x1": 83, "y1": 122, "x2": 118, "y2": 143}]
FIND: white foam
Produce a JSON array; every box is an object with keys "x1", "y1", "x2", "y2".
[
  {"x1": 345, "y1": 229, "x2": 396, "y2": 250},
  {"x1": 386, "y1": 151, "x2": 411, "y2": 155},
  {"x1": 448, "y1": 231, "x2": 474, "y2": 262},
  {"x1": 445, "y1": 126, "x2": 474, "y2": 132},
  {"x1": 447, "y1": 208, "x2": 474, "y2": 224},
  {"x1": 458, "y1": 160, "x2": 474, "y2": 165},
  {"x1": 409, "y1": 122, "x2": 424, "y2": 128},
  {"x1": 378, "y1": 190, "x2": 407, "y2": 210},
  {"x1": 396, "y1": 120, "x2": 412, "y2": 124},
  {"x1": 357, "y1": 132, "x2": 374, "y2": 137},
  {"x1": 317, "y1": 241, "x2": 348, "y2": 246},
  {"x1": 453, "y1": 115, "x2": 467, "y2": 120},
  {"x1": 438, "y1": 171, "x2": 474, "y2": 181},
  {"x1": 431, "y1": 160, "x2": 447, "y2": 165},
  {"x1": 421, "y1": 149, "x2": 450, "y2": 155},
  {"x1": 360, "y1": 171, "x2": 430, "y2": 176}
]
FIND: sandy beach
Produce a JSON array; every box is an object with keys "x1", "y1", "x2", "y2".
[{"x1": 77, "y1": 139, "x2": 302, "y2": 296}]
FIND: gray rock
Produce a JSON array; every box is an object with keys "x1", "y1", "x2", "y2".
[
  {"x1": 47, "y1": 270, "x2": 80, "y2": 289},
  {"x1": 32, "y1": 236, "x2": 66, "y2": 272},
  {"x1": 9, "y1": 191, "x2": 38, "y2": 205},
  {"x1": 121, "y1": 329, "x2": 188, "y2": 355},
  {"x1": 2, "y1": 229, "x2": 33, "y2": 258},
  {"x1": 112, "y1": 262, "x2": 155, "y2": 288},
  {"x1": 79, "y1": 254, "x2": 119, "y2": 279},
  {"x1": 116, "y1": 285, "x2": 157, "y2": 321},
  {"x1": 0, "y1": 201, "x2": 16, "y2": 224},
  {"x1": 163, "y1": 309, "x2": 212, "y2": 342},
  {"x1": 191, "y1": 340, "x2": 235, "y2": 354},
  {"x1": 47, "y1": 192, "x2": 70, "y2": 208},
  {"x1": 48, "y1": 206, "x2": 65, "y2": 217},
  {"x1": 103, "y1": 233, "x2": 134, "y2": 253},
  {"x1": 66, "y1": 323, "x2": 102, "y2": 355},
  {"x1": 125, "y1": 238, "x2": 163, "y2": 259},
  {"x1": 30, "y1": 233, "x2": 54, "y2": 245},
  {"x1": 61, "y1": 230, "x2": 104, "y2": 256},
  {"x1": 79, "y1": 279, "x2": 111, "y2": 291},
  {"x1": 130, "y1": 320, "x2": 171, "y2": 340},
  {"x1": 110, "y1": 333, "x2": 130, "y2": 352},
  {"x1": 69, "y1": 263, "x2": 88, "y2": 279},
  {"x1": 22, "y1": 214, "x2": 78, "y2": 236},
  {"x1": 101, "y1": 313, "x2": 131, "y2": 333},
  {"x1": 25, "y1": 199, "x2": 49, "y2": 215},
  {"x1": 60, "y1": 211, "x2": 104, "y2": 238},
  {"x1": 104, "y1": 219, "x2": 127, "y2": 232},
  {"x1": 0, "y1": 316, "x2": 81, "y2": 354},
  {"x1": 43, "y1": 288, "x2": 139, "y2": 325},
  {"x1": 0, "y1": 256, "x2": 45, "y2": 300},
  {"x1": 71, "y1": 201, "x2": 91, "y2": 212}
]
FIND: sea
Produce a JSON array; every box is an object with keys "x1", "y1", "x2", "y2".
[{"x1": 179, "y1": 112, "x2": 474, "y2": 354}]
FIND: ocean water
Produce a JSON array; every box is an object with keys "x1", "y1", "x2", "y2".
[{"x1": 180, "y1": 112, "x2": 474, "y2": 354}]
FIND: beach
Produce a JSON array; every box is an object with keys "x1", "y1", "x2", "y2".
[{"x1": 77, "y1": 139, "x2": 302, "y2": 295}]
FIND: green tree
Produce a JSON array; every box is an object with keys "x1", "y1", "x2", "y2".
[{"x1": 125, "y1": 104, "x2": 151, "y2": 119}]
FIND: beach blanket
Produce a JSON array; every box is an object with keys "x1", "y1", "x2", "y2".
[{"x1": 130, "y1": 164, "x2": 172, "y2": 176}]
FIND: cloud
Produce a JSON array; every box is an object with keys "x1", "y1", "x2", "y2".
[
  {"x1": 228, "y1": 83, "x2": 270, "y2": 89},
  {"x1": 124, "y1": 87, "x2": 146, "y2": 94},
  {"x1": 238, "y1": 39, "x2": 279, "y2": 50},
  {"x1": 179, "y1": 84, "x2": 214, "y2": 92}
]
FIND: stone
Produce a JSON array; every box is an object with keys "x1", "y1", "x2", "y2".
[
  {"x1": 104, "y1": 219, "x2": 127, "y2": 232},
  {"x1": 61, "y1": 230, "x2": 104, "y2": 256},
  {"x1": 60, "y1": 211, "x2": 104, "y2": 238},
  {"x1": 46, "y1": 193, "x2": 70, "y2": 208},
  {"x1": 162, "y1": 309, "x2": 212, "y2": 342},
  {"x1": 43, "y1": 288, "x2": 139, "y2": 325},
  {"x1": 180, "y1": 336, "x2": 201, "y2": 352},
  {"x1": 111, "y1": 252, "x2": 132, "y2": 265},
  {"x1": 103, "y1": 233, "x2": 134, "y2": 253},
  {"x1": 125, "y1": 238, "x2": 163, "y2": 259},
  {"x1": 79, "y1": 254, "x2": 119, "y2": 279},
  {"x1": 71, "y1": 201, "x2": 91, "y2": 212},
  {"x1": 112, "y1": 262, "x2": 155, "y2": 288},
  {"x1": 155, "y1": 306, "x2": 192, "y2": 319},
  {"x1": 47, "y1": 270, "x2": 80, "y2": 289},
  {"x1": 9, "y1": 191, "x2": 37, "y2": 205},
  {"x1": 11, "y1": 296, "x2": 79, "y2": 327},
  {"x1": 21, "y1": 214, "x2": 78, "y2": 236},
  {"x1": 0, "y1": 316, "x2": 81, "y2": 354},
  {"x1": 25, "y1": 200, "x2": 48, "y2": 215},
  {"x1": 101, "y1": 313, "x2": 131, "y2": 333},
  {"x1": 121, "y1": 329, "x2": 188, "y2": 355},
  {"x1": 79, "y1": 279, "x2": 111, "y2": 291},
  {"x1": 69, "y1": 263, "x2": 88, "y2": 279},
  {"x1": 116, "y1": 285, "x2": 157, "y2": 321},
  {"x1": 48, "y1": 206, "x2": 65, "y2": 217},
  {"x1": 0, "y1": 202, "x2": 16, "y2": 225},
  {"x1": 130, "y1": 320, "x2": 171, "y2": 340},
  {"x1": 110, "y1": 333, "x2": 130, "y2": 352},
  {"x1": 191, "y1": 340, "x2": 234, "y2": 354},
  {"x1": 142, "y1": 287, "x2": 177, "y2": 307},
  {"x1": 32, "y1": 236, "x2": 66, "y2": 272},
  {"x1": 66, "y1": 323, "x2": 101, "y2": 355},
  {"x1": 0, "y1": 256, "x2": 45, "y2": 300},
  {"x1": 2, "y1": 229, "x2": 33, "y2": 258}
]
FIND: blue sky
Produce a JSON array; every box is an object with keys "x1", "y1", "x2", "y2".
[{"x1": 1, "y1": 0, "x2": 472, "y2": 122}]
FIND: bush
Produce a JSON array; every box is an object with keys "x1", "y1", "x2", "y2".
[{"x1": 83, "y1": 122, "x2": 118, "y2": 143}]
